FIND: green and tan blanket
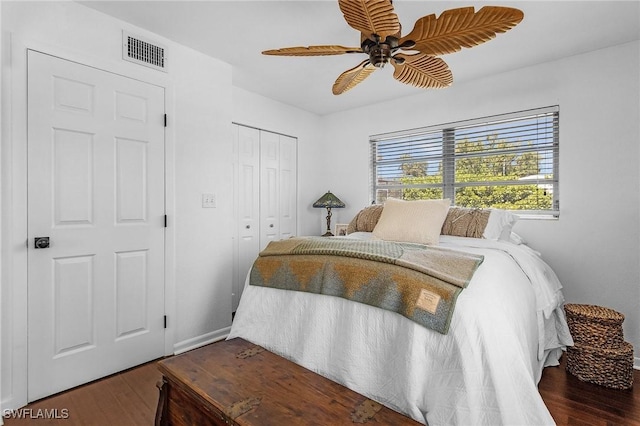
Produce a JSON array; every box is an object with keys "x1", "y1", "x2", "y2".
[{"x1": 249, "y1": 237, "x2": 484, "y2": 334}]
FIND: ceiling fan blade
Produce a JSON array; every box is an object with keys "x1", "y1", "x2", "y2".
[
  {"x1": 391, "y1": 53, "x2": 453, "y2": 89},
  {"x1": 399, "y1": 6, "x2": 524, "y2": 56},
  {"x1": 339, "y1": 0, "x2": 401, "y2": 41},
  {"x1": 262, "y1": 45, "x2": 363, "y2": 56},
  {"x1": 333, "y1": 60, "x2": 377, "y2": 95}
]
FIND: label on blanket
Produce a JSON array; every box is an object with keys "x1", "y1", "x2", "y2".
[{"x1": 416, "y1": 289, "x2": 441, "y2": 314}]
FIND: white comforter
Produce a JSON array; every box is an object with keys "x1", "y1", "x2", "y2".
[{"x1": 228, "y1": 234, "x2": 573, "y2": 425}]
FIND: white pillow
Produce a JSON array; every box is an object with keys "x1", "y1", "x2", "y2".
[
  {"x1": 483, "y1": 209, "x2": 519, "y2": 241},
  {"x1": 509, "y1": 232, "x2": 525, "y2": 245},
  {"x1": 372, "y1": 198, "x2": 451, "y2": 245}
]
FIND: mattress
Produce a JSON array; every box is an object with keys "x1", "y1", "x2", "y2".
[{"x1": 228, "y1": 233, "x2": 573, "y2": 425}]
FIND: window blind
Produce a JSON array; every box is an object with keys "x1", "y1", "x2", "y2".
[{"x1": 370, "y1": 106, "x2": 559, "y2": 217}]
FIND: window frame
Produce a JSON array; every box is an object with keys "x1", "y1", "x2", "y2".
[{"x1": 369, "y1": 106, "x2": 560, "y2": 218}]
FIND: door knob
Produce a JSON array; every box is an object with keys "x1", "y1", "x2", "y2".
[{"x1": 34, "y1": 237, "x2": 50, "y2": 249}]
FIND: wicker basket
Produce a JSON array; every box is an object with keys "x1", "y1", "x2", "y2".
[
  {"x1": 566, "y1": 342, "x2": 634, "y2": 389},
  {"x1": 564, "y1": 303, "x2": 625, "y2": 348}
]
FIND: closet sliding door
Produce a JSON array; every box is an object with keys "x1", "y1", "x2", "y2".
[
  {"x1": 232, "y1": 124, "x2": 297, "y2": 311},
  {"x1": 233, "y1": 124, "x2": 260, "y2": 311}
]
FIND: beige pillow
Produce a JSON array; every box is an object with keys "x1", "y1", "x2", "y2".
[
  {"x1": 441, "y1": 207, "x2": 491, "y2": 239},
  {"x1": 346, "y1": 204, "x2": 384, "y2": 234},
  {"x1": 372, "y1": 198, "x2": 451, "y2": 245}
]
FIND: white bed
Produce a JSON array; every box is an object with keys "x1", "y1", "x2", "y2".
[{"x1": 228, "y1": 232, "x2": 573, "y2": 425}]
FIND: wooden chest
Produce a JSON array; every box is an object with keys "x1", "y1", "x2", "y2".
[{"x1": 155, "y1": 338, "x2": 422, "y2": 425}]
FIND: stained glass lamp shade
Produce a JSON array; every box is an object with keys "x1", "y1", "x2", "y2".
[{"x1": 313, "y1": 191, "x2": 345, "y2": 236}]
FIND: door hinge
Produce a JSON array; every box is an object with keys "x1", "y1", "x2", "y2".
[
  {"x1": 164, "y1": 315, "x2": 167, "y2": 329},
  {"x1": 164, "y1": 114, "x2": 167, "y2": 127},
  {"x1": 164, "y1": 215, "x2": 167, "y2": 228}
]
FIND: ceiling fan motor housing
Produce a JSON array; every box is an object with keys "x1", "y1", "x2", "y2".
[{"x1": 362, "y1": 35, "x2": 401, "y2": 68}]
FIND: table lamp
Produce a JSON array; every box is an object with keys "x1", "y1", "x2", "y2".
[{"x1": 313, "y1": 191, "x2": 345, "y2": 236}]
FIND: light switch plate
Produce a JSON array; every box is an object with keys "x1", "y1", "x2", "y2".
[{"x1": 202, "y1": 193, "x2": 216, "y2": 208}]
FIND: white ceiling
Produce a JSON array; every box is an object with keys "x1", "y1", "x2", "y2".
[{"x1": 79, "y1": 0, "x2": 640, "y2": 116}]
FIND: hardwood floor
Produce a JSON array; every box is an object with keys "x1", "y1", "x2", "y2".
[
  {"x1": 3, "y1": 352, "x2": 639, "y2": 425},
  {"x1": 2, "y1": 361, "x2": 163, "y2": 426},
  {"x1": 539, "y1": 356, "x2": 640, "y2": 426}
]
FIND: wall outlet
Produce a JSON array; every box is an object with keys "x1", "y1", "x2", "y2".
[{"x1": 202, "y1": 193, "x2": 216, "y2": 208}]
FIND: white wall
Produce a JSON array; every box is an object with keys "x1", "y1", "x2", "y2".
[
  {"x1": 1, "y1": 1, "x2": 234, "y2": 409},
  {"x1": 171, "y1": 43, "x2": 234, "y2": 351},
  {"x1": 318, "y1": 41, "x2": 640, "y2": 361}
]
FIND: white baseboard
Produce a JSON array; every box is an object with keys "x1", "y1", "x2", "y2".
[
  {"x1": 635, "y1": 356, "x2": 640, "y2": 370},
  {"x1": 1, "y1": 396, "x2": 11, "y2": 418},
  {"x1": 172, "y1": 327, "x2": 231, "y2": 355},
  {"x1": 1, "y1": 394, "x2": 21, "y2": 418}
]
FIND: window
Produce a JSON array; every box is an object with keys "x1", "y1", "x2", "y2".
[{"x1": 370, "y1": 106, "x2": 559, "y2": 217}]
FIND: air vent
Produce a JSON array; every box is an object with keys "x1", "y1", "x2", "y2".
[{"x1": 122, "y1": 31, "x2": 167, "y2": 72}]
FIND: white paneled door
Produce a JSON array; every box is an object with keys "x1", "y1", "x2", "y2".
[
  {"x1": 278, "y1": 134, "x2": 297, "y2": 241},
  {"x1": 27, "y1": 51, "x2": 165, "y2": 401},
  {"x1": 233, "y1": 125, "x2": 260, "y2": 311},
  {"x1": 259, "y1": 130, "x2": 280, "y2": 249},
  {"x1": 233, "y1": 124, "x2": 297, "y2": 311}
]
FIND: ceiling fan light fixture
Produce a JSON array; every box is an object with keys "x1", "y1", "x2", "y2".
[
  {"x1": 369, "y1": 44, "x2": 390, "y2": 67},
  {"x1": 362, "y1": 35, "x2": 400, "y2": 68}
]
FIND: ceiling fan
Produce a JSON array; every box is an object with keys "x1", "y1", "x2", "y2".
[{"x1": 262, "y1": 0, "x2": 524, "y2": 95}]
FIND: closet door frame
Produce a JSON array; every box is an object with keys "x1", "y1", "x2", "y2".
[{"x1": 232, "y1": 124, "x2": 297, "y2": 311}]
